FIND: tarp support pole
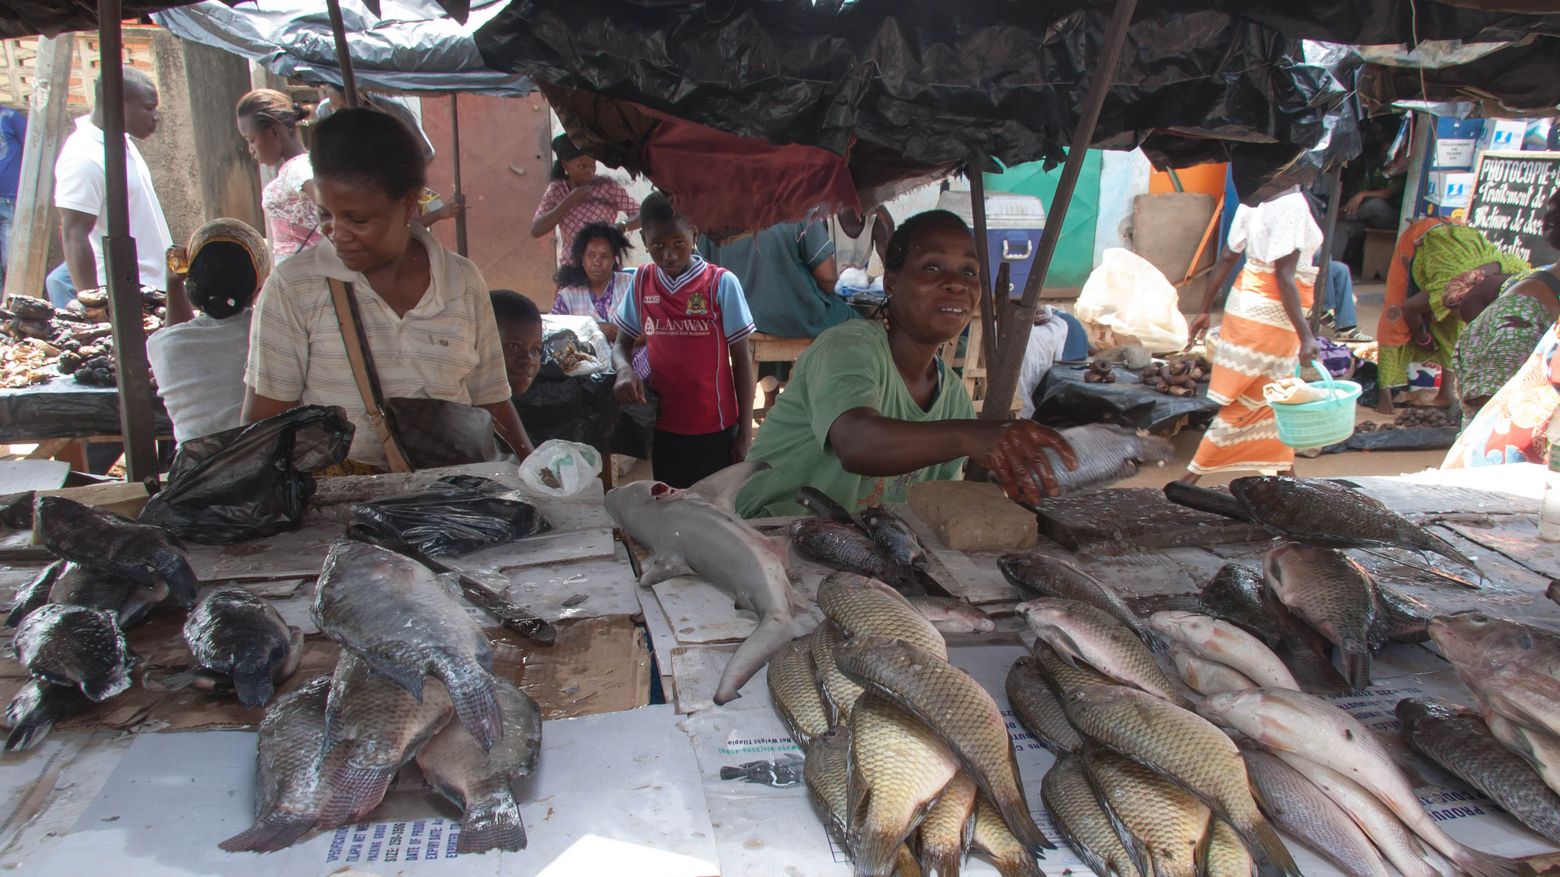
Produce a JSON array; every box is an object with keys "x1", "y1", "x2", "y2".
[
  {"x1": 981, "y1": 0, "x2": 1137, "y2": 421},
  {"x1": 1311, "y1": 168, "x2": 1343, "y2": 336},
  {"x1": 3, "y1": 35, "x2": 72, "y2": 305},
  {"x1": 968, "y1": 154, "x2": 997, "y2": 370},
  {"x1": 451, "y1": 93, "x2": 468, "y2": 257},
  {"x1": 326, "y1": 0, "x2": 361, "y2": 108},
  {"x1": 99, "y1": 0, "x2": 159, "y2": 484}
]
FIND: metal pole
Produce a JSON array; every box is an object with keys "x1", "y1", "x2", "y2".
[
  {"x1": 981, "y1": 0, "x2": 1137, "y2": 421},
  {"x1": 450, "y1": 93, "x2": 468, "y2": 257},
  {"x1": 326, "y1": 0, "x2": 361, "y2": 108},
  {"x1": 1311, "y1": 169, "x2": 1344, "y2": 336},
  {"x1": 967, "y1": 156, "x2": 996, "y2": 370},
  {"x1": 98, "y1": 0, "x2": 158, "y2": 482}
]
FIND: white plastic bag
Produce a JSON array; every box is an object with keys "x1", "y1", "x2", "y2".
[
  {"x1": 540, "y1": 314, "x2": 612, "y2": 376},
  {"x1": 518, "y1": 439, "x2": 602, "y2": 498},
  {"x1": 1074, "y1": 248, "x2": 1190, "y2": 354}
]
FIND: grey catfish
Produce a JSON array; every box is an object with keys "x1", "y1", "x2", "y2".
[
  {"x1": 13, "y1": 603, "x2": 136, "y2": 701},
  {"x1": 1228, "y1": 476, "x2": 1476, "y2": 570},
  {"x1": 220, "y1": 677, "x2": 346, "y2": 852},
  {"x1": 3, "y1": 678, "x2": 94, "y2": 752},
  {"x1": 313, "y1": 539, "x2": 501, "y2": 750},
  {"x1": 5, "y1": 560, "x2": 62, "y2": 628},
  {"x1": 36, "y1": 496, "x2": 199, "y2": 607},
  {"x1": 416, "y1": 676, "x2": 543, "y2": 854},
  {"x1": 1041, "y1": 425, "x2": 1174, "y2": 494},
  {"x1": 181, "y1": 585, "x2": 303, "y2": 708},
  {"x1": 606, "y1": 463, "x2": 803, "y2": 705}
]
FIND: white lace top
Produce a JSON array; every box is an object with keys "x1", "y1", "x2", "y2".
[{"x1": 1227, "y1": 190, "x2": 1323, "y2": 284}]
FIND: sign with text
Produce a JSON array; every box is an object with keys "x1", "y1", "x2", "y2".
[{"x1": 1466, "y1": 150, "x2": 1560, "y2": 265}]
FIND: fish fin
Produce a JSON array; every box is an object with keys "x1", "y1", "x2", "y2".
[
  {"x1": 639, "y1": 553, "x2": 692, "y2": 588},
  {"x1": 4, "y1": 711, "x2": 55, "y2": 752},
  {"x1": 232, "y1": 664, "x2": 276, "y2": 709},
  {"x1": 456, "y1": 792, "x2": 527, "y2": 854},
  {"x1": 1080, "y1": 747, "x2": 1153, "y2": 877},
  {"x1": 1237, "y1": 815, "x2": 1302, "y2": 877},
  {"x1": 218, "y1": 812, "x2": 317, "y2": 853},
  {"x1": 1276, "y1": 642, "x2": 1351, "y2": 695},
  {"x1": 1341, "y1": 647, "x2": 1372, "y2": 693},
  {"x1": 686, "y1": 462, "x2": 770, "y2": 512},
  {"x1": 430, "y1": 650, "x2": 501, "y2": 751},
  {"x1": 1449, "y1": 850, "x2": 1519, "y2": 877},
  {"x1": 316, "y1": 764, "x2": 395, "y2": 830},
  {"x1": 1042, "y1": 628, "x2": 1089, "y2": 670},
  {"x1": 357, "y1": 646, "x2": 427, "y2": 702},
  {"x1": 1192, "y1": 813, "x2": 1212, "y2": 877},
  {"x1": 917, "y1": 834, "x2": 961, "y2": 877},
  {"x1": 281, "y1": 627, "x2": 306, "y2": 679},
  {"x1": 152, "y1": 667, "x2": 229, "y2": 693}
]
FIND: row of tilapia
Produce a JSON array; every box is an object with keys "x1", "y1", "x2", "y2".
[{"x1": 222, "y1": 539, "x2": 543, "y2": 855}]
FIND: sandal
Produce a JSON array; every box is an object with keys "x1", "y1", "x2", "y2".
[{"x1": 1334, "y1": 327, "x2": 1374, "y2": 342}]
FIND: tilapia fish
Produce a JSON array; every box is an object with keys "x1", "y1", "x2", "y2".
[
  {"x1": 1018, "y1": 598, "x2": 1183, "y2": 704},
  {"x1": 1485, "y1": 713, "x2": 1560, "y2": 799},
  {"x1": 909, "y1": 597, "x2": 995, "y2": 634},
  {"x1": 790, "y1": 518, "x2": 905, "y2": 585},
  {"x1": 917, "y1": 772, "x2": 976, "y2": 877},
  {"x1": 36, "y1": 496, "x2": 199, "y2": 607},
  {"x1": 804, "y1": 725, "x2": 921, "y2": 875},
  {"x1": 313, "y1": 539, "x2": 500, "y2": 750},
  {"x1": 318, "y1": 652, "x2": 454, "y2": 829},
  {"x1": 813, "y1": 620, "x2": 865, "y2": 723},
  {"x1": 14, "y1": 603, "x2": 135, "y2": 701},
  {"x1": 607, "y1": 463, "x2": 804, "y2": 705},
  {"x1": 5, "y1": 560, "x2": 62, "y2": 628},
  {"x1": 1428, "y1": 611, "x2": 1560, "y2": 742},
  {"x1": 1006, "y1": 656, "x2": 1084, "y2": 754},
  {"x1": 819, "y1": 572, "x2": 946, "y2": 657},
  {"x1": 1241, "y1": 748, "x2": 1390, "y2": 877},
  {"x1": 221, "y1": 677, "x2": 345, "y2": 852},
  {"x1": 859, "y1": 506, "x2": 926, "y2": 571},
  {"x1": 1149, "y1": 611, "x2": 1298, "y2": 691},
  {"x1": 849, "y1": 692, "x2": 961, "y2": 875},
  {"x1": 999, "y1": 552, "x2": 1152, "y2": 643},
  {"x1": 1201, "y1": 688, "x2": 1514, "y2": 877},
  {"x1": 969, "y1": 794, "x2": 1044, "y2": 877},
  {"x1": 1040, "y1": 425, "x2": 1173, "y2": 494},
  {"x1": 768, "y1": 636, "x2": 830, "y2": 748},
  {"x1": 3, "y1": 678, "x2": 94, "y2": 752},
  {"x1": 1263, "y1": 543, "x2": 1377, "y2": 691},
  {"x1": 1198, "y1": 563, "x2": 1347, "y2": 695},
  {"x1": 1228, "y1": 476, "x2": 1476, "y2": 570},
  {"x1": 1082, "y1": 746, "x2": 1211, "y2": 877},
  {"x1": 183, "y1": 586, "x2": 303, "y2": 708},
  {"x1": 1371, "y1": 585, "x2": 1432, "y2": 644},
  {"x1": 796, "y1": 486, "x2": 860, "y2": 527},
  {"x1": 835, "y1": 637, "x2": 1054, "y2": 856},
  {"x1": 1041, "y1": 752, "x2": 1143, "y2": 877},
  {"x1": 1062, "y1": 683, "x2": 1299, "y2": 877},
  {"x1": 416, "y1": 676, "x2": 542, "y2": 854},
  {"x1": 1398, "y1": 697, "x2": 1560, "y2": 845}
]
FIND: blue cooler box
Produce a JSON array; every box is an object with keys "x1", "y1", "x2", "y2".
[{"x1": 937, "y1": 191, "x2": 1047, "y2": 298}]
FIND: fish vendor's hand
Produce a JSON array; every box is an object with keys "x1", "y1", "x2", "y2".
[
  {"x1": 977, "y1": 421, "x2": 1078, "y2": 504},
  {"x1": 614, "y1": 370, "x2": 647, "y2": 404},
  {"x1": 1187, "y1": 312, "x2": 1211, "y2": 343}
]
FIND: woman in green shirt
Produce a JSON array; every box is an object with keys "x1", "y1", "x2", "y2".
[{"x1": 737, "y1": 210, "x2": 1076, "y2": 518}]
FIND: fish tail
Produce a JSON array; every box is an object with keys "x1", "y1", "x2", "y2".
[
  {"x1": 433, "y1": 653, "x2": 502, "y2": 751},
  {"x1": 1342, "y1": 646, "x2": 1372, "y2": 693},
  {"x1": 316, "y1": 764, "x2": 395, "y2": 830},
  {"x1": 232, "y1": 664, "x2": 276, "y2": 709},
  {"x1": 854, "y1": 820, "x2": 913, "y2": 877},
  {"x1": 1240, "y1": 814, "x2": 1302, "y2": 877},
  {"x1": 895, "y1": 843, "x2": 925, "y2": 877},
  {"x1": 974, "y1": 849, "x2": 1043, "y2": 877},
  {"x1": 995, "y1": 794, "x2": 1056, "y2": 855},
  {"x1": 218, "y1": 812, "x2": 318, "y2": 853},
  {"x1": 4, "y1": 711, "x2": 55, "y2": 752},
  {"x1": 1452, "y1": 848, "x2": 1519, "y2": 877},
  {"x1": 456, "y1": 792, "x2": 527, "y2": 854},
  {"x1": 917, "y1": 837, "x2": 961, "y2": 877},
  {"x1": 1278, "y1": 644, "x2": 1350, "y2": 695}
]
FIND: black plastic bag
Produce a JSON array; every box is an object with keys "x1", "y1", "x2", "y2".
[
  {"x1": 1031, "y1": 363, "x2": 1219, "y2": 434},
  {"x1": 139, "y1": 405, "x2": 354, "y2": 544},
  {"x1": 348, "y1": 474, "x2": 551, "y2": 557},
  {"x1": 1320, "y1": 427, "x2": 1458, "y2": 455},
  {"x1": 516, "y1": 371, "x2": 619, "y2": 446}
]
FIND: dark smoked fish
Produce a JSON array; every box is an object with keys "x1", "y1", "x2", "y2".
[
  {"x1": 37, "y1": 496, "x2": 199, "y2": 607},
  {"x1": 220, "y1": 677, "x2": 345, "y2": 852},
  {"x1": 5, "y1": 560, "x2": 62, "y2": 628},
  {"x1": 14, "y1": 603, "x2": 135, "y2": 701},
  {"x1": 181, "y1": 585, "x2": 303, "y2": 708},
  {"x1": 3, "y1": 678, "x2": 94, "y2": 752},
  {"x1": 859, "y1": 506, "x2": 927, "y2": 571}
]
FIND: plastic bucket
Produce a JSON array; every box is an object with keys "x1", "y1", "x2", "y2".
[{"x1": 1270, "y1": 359, "x2": 1361, "y2": 449}]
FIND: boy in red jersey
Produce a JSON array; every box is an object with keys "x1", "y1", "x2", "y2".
[{"x1": 612, "y1": 191, "x2": 756, "y2": 487}]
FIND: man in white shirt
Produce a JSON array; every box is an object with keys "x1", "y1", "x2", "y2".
[{"x1": 52, "y1": 67, "x2": 172, "y2": 306}]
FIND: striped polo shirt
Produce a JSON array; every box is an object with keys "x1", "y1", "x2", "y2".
[{"x1": 245, "y1": 223, "x2": 512, "y2": 467}]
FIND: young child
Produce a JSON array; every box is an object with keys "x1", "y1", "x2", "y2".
[
  {"x1": 612, "y1": 191, "x2": 756, "y2": 488},
  {"x1": 490, "y1": 289, "x2": 544, "y2": 399}
]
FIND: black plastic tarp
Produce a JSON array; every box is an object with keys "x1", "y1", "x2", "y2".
[
  {"x1": 0, "y1": 377, "x2": 172, "y2": 443},
  {"x1": 1030, "y1": 363, "x2": 1219, "y2": 434},
  {"x1": 154, "y1": 0, "x2": 534, "y2": 95}
]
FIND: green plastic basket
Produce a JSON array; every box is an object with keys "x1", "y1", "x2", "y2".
[{"x1": 1270, "y1": 359, "x2": 1361, "y2": 449}]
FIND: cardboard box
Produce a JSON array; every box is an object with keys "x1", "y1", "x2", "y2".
[
  {"x1": 1426, "y1": 170, "x2": 1476, "y2": 208},
  {"x1": 1479, "y1": 118, "x2": 1528, "y2": 153}
]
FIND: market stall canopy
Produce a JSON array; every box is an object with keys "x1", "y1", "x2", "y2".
[
  {"x1": 0, "y1": 1, "x2": 214, "y2": 38},
  {"x1": 153, "y1": 0, "x2": 533, "y2": 95},
  {"x1": 473, "y1": 0, "x2": 1560, "y2": 233}
]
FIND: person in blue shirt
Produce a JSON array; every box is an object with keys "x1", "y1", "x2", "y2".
[{"x1": 0, "y1": 106, "x2": 25, "y2": 285}]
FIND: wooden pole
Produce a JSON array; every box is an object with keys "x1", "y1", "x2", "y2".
[
  {"x1": 3, "y1": 37, "x2": 73, "y2": 304},
  {"x1": 326, "y1": 0, "x2": 361, "y2": 108},
  {"x1": 1311, "y1": 169, "x2": 1344, "y2": 336},
  {"x1": 981, "y1": 0, "x2": 1137, "y2": 421},
  {"x1": 968, "y1": 155, "x2": 997, "y2": 370},
  {"x1": 98, "y1": 0, "x2": 159, "y2": 483},
  {"x1": 450, "y1": 93, "x2": 467, "y2": 257}
]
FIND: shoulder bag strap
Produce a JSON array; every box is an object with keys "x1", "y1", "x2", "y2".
[{"x1": 327, "y1": 277, "x2": 413, "y2": 473}]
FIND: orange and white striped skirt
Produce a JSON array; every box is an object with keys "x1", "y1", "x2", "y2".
[{"x1": 1189, "y1": 269, "x2": 1313, "y2": 475}]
